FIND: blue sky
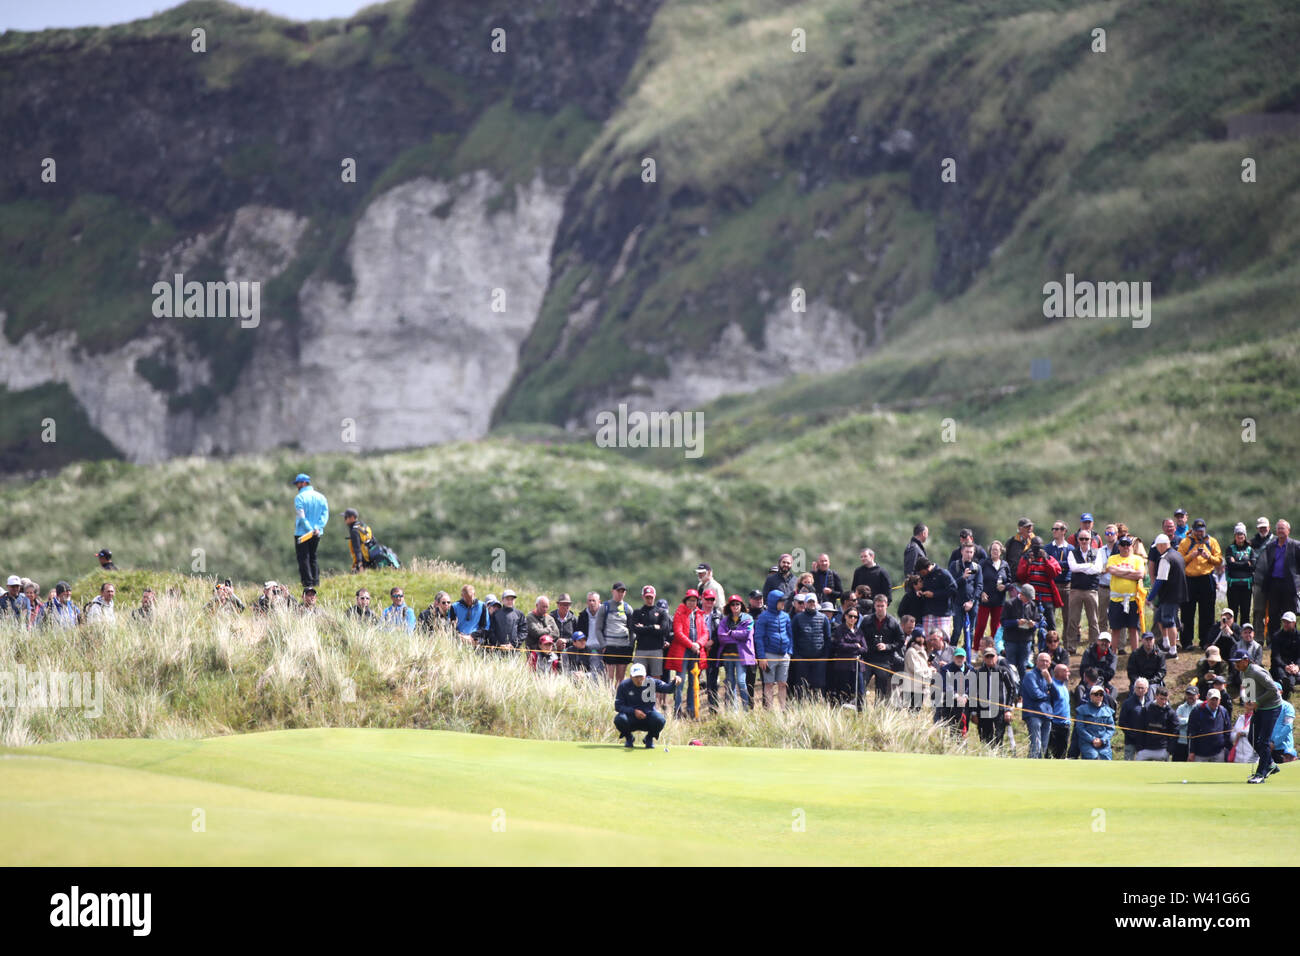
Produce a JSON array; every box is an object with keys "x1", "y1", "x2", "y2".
[{"x1": 1, "y1": 1, "x2": 373, "y2": 32}]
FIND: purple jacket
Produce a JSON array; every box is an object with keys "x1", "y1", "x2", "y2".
[{"x1": 716, "y1": 613, "x2": 756, "y2": 665}]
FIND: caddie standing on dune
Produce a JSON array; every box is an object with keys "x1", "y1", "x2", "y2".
[{"x1": 292, "y1": 473, "x2": 329, "y2": 590}]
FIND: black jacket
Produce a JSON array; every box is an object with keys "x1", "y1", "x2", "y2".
[
  {"x1": 897, "y1": 589, "x2": 924, "y2": 626},
  {"x1": 850, "y1": 565, "x2": 893, "y2": 604},
  {"x1": 1271, "y1": 627, "x2": 1300, "y2": 677},
  {"x1": 1126, "y1": 645, "x2": 1166, "y2": 685},
  {"x1": 1253, "y1": 538, "x2": 1300, "y2": 596},
  {"x1": 1141, "y1": 701, "x2": 1179, "y2": 752},
  {"x1": 1153, "y1": 548, "x2": 1188, "y2": 605},
  {"x1": 860, "y1": 612, "x2": 905, "y2": 666},
  {"x1": 948, "y1": 545, "x2": 989, "y2": 566},
  {"x1": 1004, "y1": 534, "x2": 1032, "y2": 571},
  {"x1": 812, "y1": 569, "x2": 845, "y2": 604},
  {"x1": 979, "y1": 558, "x2": 1012, "y2": 607},
  {"x1": 489, "y1": 605, "x2": 526, "y2": 647},
  {"x1": 829, "y1": 623, "x2": 867, "y2": 667},
  {"x1": 903, "y1": 537, "x2": 927, "y2": 577},
  {"x1": 763, "y1": 569, "x2": 795, "y2": 600},
  {"x1": 1000, "y1": 596, "x2": 1040, "y2": 645},
  {"x1": 1080, "y1": 644, "x2": 1118, "y2": 687},
  {"x1": 630, "y1": 604, "x2": 670, "y2": 656}
]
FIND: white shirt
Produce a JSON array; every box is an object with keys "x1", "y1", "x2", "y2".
[{"x1": 1068, "y1": 548, "x2": 1105, "y2": 576}]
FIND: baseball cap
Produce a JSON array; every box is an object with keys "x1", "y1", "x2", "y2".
[
  {"x1": 1141, "y1": 631, "x2": 1155, "y2": 640},
  {"x1": 695, "y1": 563, "x2": 711, "y2": 573},
  {"x1": 303, "y1": 586, "x2": 316, "y2": 595},
  {"x1": 953, "y1": 647, "x2": 967, "y2": 657},
  {"x1": 1018, "y1": 517, "x2": 1033, "y2": 528},
  {"x1": 293, "y1": 473, "x2": 311, "y2": 484},
  {"x1": 1230, "y1": 650, "x2": 1250, "y2": 662},
  {"x1": 1234, "y1": 522, "x2": 1247, "y2": 535},
  {"x1": 264, "y1": 580, "x2": 279, "y2": 589},
  {"x1": 612, "y1": 582, "x2": 626, "y2": 591},
  {"x1": 1153, "y1": 534, "x2": 1171, "y2": 546},
  {"x1": 1243, "y1": 623, "x2": 1255, "y2": 632},
  {"x1": 791, "y1": 592, "x2": 808, "y2": 603},
  {"x1": 1284, "y1": 612, "x2": 1298, "y2": 623},
  {"x1": 1192, "y1": 518, "x2": 1207, "y2": 530},
  {"x1": 572, "y1": 630, "x2": 585, "y2": 641},
  {"x1": 1221, "y1": 608, "x2": 1235, "y2": 618},
  {"x1": 1097, "y1": 632, "x2": 1112, "y2": 643},
  {"x1": 641, "y1": 585, "x2": 655, "y2": 596},
  {"x1": 484, "y1": 593, "x2": 500, "y2": 605},
  {"x1": 1185, "y1": 686, "x2": 1199, "y2": 696},
  {"x1": 96, "y1": 548, "x2": 112, "y2": 558},
  {"x1": 1174, "y1": 507, "x2": 1187, "y2": 516},
  {"x1": 5, "y1": 575, "x2": 19, "y2": 586},
  {"x1": 684, "y1": 588, "x2": 700, "y2": 599},
  {"x1": 748, "y1": 589, "x2": 763, "y2": 599},
  {"x1": 628, "y1": 663, "x2": 647, "y2": 678},
  {"x1": 1207, "y1": 688, "x2": 1221, "y2": 700},
  {"x1": 1258, "y1": 517, "x2": 1270, "y2": 528},
  {"x1": 728, "y1": 594, "x2": 743, "y2": 605},
  {"x1": 982, "y1": 649, "x2": 997, "y2": 658},
  {"x1": 1080, "y1": 512, "x2": 1094, "y2": 522},
  {"x1": 1117, "y1": 536, "x2": 1133, "y2": 546},
  {"x1": 501, "y1": 589, "x2": 517, "y2": 599},
  {"x1": 1210, "y1": 674, "x2": 1226, "y2": 684},
  {"x1": 1089, "y1": 685, "x2": 1105, "y2": 695}
]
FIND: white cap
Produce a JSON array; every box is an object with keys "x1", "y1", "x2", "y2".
[
  {"x1": 1097, "y1": 631, "x2": 1112, "y2": 643},
  {"x1": 1153, "y1": 534, "x2": 1171, "y2": 546},
  {"x1": 264, "y1": 580, "x2": 279, "y2": 589},
  {"x1": 628, "y1": 663, "x2": 647, "y2": 678},
  {"x1": 5, "y1": 575, "x2": 20, "y2": 587},
  {"x1": 1258, "y1": 517, "x2": 1270, "y2": 528},
  {"x1": 1207, "y1": 688, "x2": 1221, "y2": 700},
  {"x1": 1283, "y1": 611, "x2": 1297, "y2": 623}
]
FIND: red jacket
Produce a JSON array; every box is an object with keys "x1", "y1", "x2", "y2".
[
  {"x1": 1017, "y1": 554, "x2": 1064, "y2": 606},
  {"x1": 668, "y1": 602, "x2": 710, "y2": 673}
]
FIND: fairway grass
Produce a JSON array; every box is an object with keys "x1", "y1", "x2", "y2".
[{"x1": 2, "y1": 729, "x2": 1295, "y2": 865}]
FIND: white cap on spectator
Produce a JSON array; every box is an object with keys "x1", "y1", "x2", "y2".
[
  {"x1": 1283, "y1": 612, "x2": 1297, "y2": 623},
  {"x1": 1153, "y1": 534, "x2": 1171, "y2": 546},
  {"x1": 5, "y1": 575, "x2": 19, "y2": 586},
  {"x1": 629, "y1": 663, "x2": 647, "y2": 678}
]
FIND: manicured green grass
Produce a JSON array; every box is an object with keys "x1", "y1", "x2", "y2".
[{"x1": 1, "y1": 727, "x2": 1291, "y2": 865}]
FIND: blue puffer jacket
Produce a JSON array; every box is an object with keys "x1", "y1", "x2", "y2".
[
  {"x1": 753, "y1": 590, "x2": 793, "y2": 658},
  {"x1": 1020, "y1": 666, "x2": 1056, "y2": 714},
  {"x1": 293, "y1": 485, "x2": 330, "y2": 536},
  {"x1": 790, "y1": 606, "x2": 832, "y2": 658},
  {"x1": 1074, "y1": 701, "x2": 1115, "y2": 759}
]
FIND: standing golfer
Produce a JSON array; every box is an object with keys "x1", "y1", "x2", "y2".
[
  {"x1": 291, "y1": 473, "x2": 329, "y2": 589},
  {"x1": 614, "y1": 663, "x2": 679, "y2": 748},
  {"x1": 1233, "y1": 650, "x2": 1284, "y2": 783}
]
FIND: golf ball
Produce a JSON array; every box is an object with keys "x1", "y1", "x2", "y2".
[{"x1": 1182, "y1": 779, "x2": 1188, "y2": 784}]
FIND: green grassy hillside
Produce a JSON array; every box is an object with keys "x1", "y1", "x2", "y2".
[
  {"x1": 3, "y1": 728, "x2": 1292, "y2": 865},
  {"x1": 5, "y1": 336, "x2": 1295, "y2": 596}
]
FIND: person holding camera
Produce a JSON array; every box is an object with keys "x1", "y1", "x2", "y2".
[
  {"x1": 1016, "y1": 536, "x2": 1064, "y2": 634},
  {"x1": 1177, "y1": 518, "x2": 1223, "y2": 651}
]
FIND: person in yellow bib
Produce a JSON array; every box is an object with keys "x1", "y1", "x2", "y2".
[{"x1": 1105, "y1": 536, "x2": 1146, "y2": 653}]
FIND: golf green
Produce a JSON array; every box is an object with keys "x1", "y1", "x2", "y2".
[{"x1": 0, "y1": 729, "x2": 1293, "y2": 865}]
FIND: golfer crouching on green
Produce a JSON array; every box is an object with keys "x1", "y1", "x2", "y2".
[{"x1": 614, "y1": 663, "x2": 680, "y2": 748}]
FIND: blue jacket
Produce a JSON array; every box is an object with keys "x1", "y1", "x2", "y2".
[
  {"x1": 450, "y1": 599, "x2": 489, "y2": 635},
  {"x1": 1272, "y1": 701, "x2": 1296, "y2": 758},
  {"x1": 615, "y1": 677, "x2": 675, "y2": 716},
  {"x1": 753, "y1": 591, "x2": 793, "y2": 658},
  {"x1": 1045, "y1": 677, "x2": 1071, "y2": 725},
  {"x1": 37, "y1": 597, "x2": 81, "y2": 628},
  {"x1": 790, "y1": 607, "x2": 831, "y2": 658},
  {"x1": 1187, "y1": 702, "x2": 1231, "y2": 757},
  {"x1": 383, "y1": 603, "x2": 416, "y2": 632},
  {"x1": 1075, "y1": 701, "x2": 1115, "y2": 758},
  {"x1": 1021, "y1": 666, "x2": 1056, "y2": 713},
  {"x1": 0, "y1": 592, "x2": 31, "y2": 621},
  {"x1": 294, "y1": 485, "x2": 329, "y2": 536}
]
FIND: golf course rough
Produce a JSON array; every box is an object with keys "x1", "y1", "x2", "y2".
[{"x1": 1, "y1": 729, "x2": 1292, "y2": 865}]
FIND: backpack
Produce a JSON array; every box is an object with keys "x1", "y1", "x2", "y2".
[{"x1": 369, "y1": 542, "x2": 401, "y2": 569}]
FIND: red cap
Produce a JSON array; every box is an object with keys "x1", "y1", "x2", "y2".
[{"x1": 684, "y1": 588, "x2": 700, "y2": 599}]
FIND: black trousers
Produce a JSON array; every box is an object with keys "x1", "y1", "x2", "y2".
[
  {"x1": 1048, "y1": 723, "x2": 1069, "y2": 759},
  {"x1": 828, "y1": 664, "x2": 864, "y2": 709},
  {"x1": 788, "y1": 659, "x2": 827, "y2": 700},
  {"x1": 977, "y1": 715, "x2": 1007, "y2": 746},
  {"x1": 1266, "y1": 580, "x2": 1298, "y2": 639},
  {"x1": 745, "y1": 666, "x2": 758, "y2": 708},
  {"x1": 1226, "y1": 583, "x2": 1252, "y2": 627},
  {"x1": 1180, "y1": 575, "x2": 1216, "y2": 649},
  {"x1": 295, "y1": 535, "x2": 320, "y2": 588}
]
